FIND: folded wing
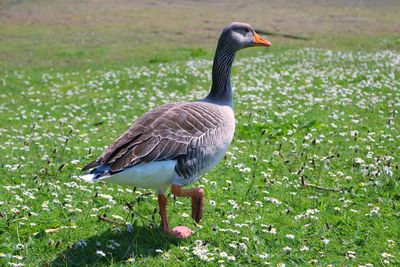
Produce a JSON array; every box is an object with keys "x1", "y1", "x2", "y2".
[{"x1": 82, "y1": 102, "x2": 224, "y2": 179}]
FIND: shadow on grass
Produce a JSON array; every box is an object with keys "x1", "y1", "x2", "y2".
[{"x1": 50, "y1": 225, "x2": 179, "y2": 266}]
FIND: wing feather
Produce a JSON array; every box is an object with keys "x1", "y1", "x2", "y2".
[{"x1": 82, "y1": 102, "x2": 227, "y2": 177}]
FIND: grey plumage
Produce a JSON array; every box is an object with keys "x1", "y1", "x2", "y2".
[{"x1": 83, "y1": 102, "x2": 233, "y2": 182}]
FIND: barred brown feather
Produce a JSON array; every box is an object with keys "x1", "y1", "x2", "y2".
[{"x1": 82, "y1": 102, "x2": 227, "y2": 177}]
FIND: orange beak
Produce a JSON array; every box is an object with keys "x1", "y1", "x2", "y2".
[{"x1": 253, "y1": 32, "x2": 272, "y2": 47}]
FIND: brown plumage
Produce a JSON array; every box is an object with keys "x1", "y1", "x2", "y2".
[{"x1": 82, "y1": 102, "x2": 225, "y2": 176}]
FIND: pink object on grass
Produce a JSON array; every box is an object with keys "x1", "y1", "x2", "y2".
[{"x1": 171, "y1": 226, "x2": 193, "y2": 239}]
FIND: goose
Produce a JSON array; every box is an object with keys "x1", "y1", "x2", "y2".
[{"x1": 80, "y1": 22, "x2": 271, "y2": 238}]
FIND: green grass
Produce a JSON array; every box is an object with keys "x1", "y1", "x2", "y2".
[{"x1": 0, "y1": 47, "x2": 399, "y2": 266}]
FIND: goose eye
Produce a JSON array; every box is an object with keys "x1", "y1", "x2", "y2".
[{"x1": 244, "y1": 28, "x2": 250, "y2": 33}]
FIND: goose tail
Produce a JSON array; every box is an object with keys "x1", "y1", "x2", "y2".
[{"x1": 78, "y1": 164, "x2": 111, "y2": 183}]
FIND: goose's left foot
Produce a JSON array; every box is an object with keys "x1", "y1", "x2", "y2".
[
  {"x1": 172, "y1": 185, "x2": 205, "y2": 224},
  {"x1": 191, "y1": 188, "x2": 204, "y2": 223}
]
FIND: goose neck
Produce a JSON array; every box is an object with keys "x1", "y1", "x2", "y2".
[{"x1": 207, "y1": 46, "x2": 235, "y2": 104}]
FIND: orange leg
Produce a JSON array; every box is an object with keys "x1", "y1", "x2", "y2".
[
  {"x1": 171, "y1": 185, "x2": 205, "y2": 223},
  {"x1": 157, "y1": 193, "x2": 193, "y2": 239},
  {"x1": 157, "y1": 194, "x2": 169, "y2": 233},
  {"x1": 157, "y1": 185, "x2": 205, "y2": 239}
]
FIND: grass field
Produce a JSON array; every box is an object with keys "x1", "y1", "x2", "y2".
[
  {"x1": 1, "y1": 0, "x2": 399, "y2": 69},
  {"x1": 1, "y1": 0, "x2": 400, "y2": 266}
]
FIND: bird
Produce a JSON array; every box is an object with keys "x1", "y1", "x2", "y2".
[{"x1": 79, "y1": 22, "x2": 271, "y2": 238}]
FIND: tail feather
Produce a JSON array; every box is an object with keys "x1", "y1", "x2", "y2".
[
  {"x1": 81, "y1": 160, "x2": 99, "y2": 171},
  {"x1": 78, "y1": 164, "x2": 111, "y2": 182},
  {"x1": 79, "y1": 173, "x2": 96, "y2": 183}
]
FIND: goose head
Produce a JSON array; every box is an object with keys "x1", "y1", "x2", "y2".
[{"x1": 218, "y1": 22, "x2": 272, "y2": 51}]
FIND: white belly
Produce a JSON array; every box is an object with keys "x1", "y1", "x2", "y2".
[{"x1": 100, "y1": 160, "x2": 177, "y2": 193}]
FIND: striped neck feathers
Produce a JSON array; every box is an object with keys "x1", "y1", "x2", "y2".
[{"x1": 206, "y1": 44, "x2": 235, "y2": 104}]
